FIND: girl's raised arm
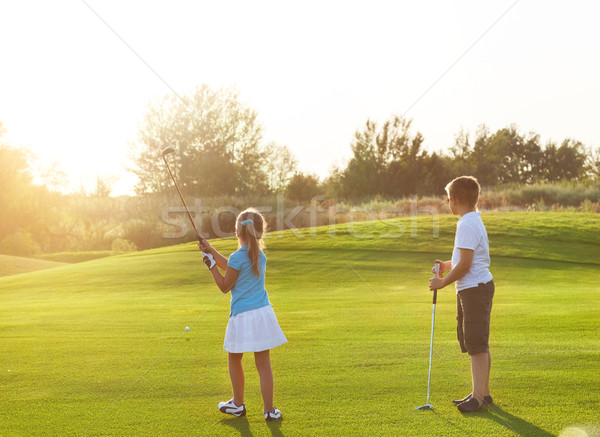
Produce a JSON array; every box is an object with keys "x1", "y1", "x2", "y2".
[
  {"x1": 209, "y1": 266, "x2": 239, "y2": 294},
  {"x1": 198, "y1": 239, "x2": 228, "y2": 270}
]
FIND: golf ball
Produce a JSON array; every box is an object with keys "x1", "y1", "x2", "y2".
[{"x1": 185, "y1": 327, "x2": 190, "y2": 332}]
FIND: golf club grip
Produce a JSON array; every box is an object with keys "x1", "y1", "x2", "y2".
[{"x1": 432, "y1": 263, "x2": 440, "y2": 304}]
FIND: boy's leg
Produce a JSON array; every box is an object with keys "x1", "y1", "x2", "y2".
[
  {"x1": 463, "y1": 281, "x2": 494, "y2": 404},
  {"x1": 470, "y1": 351, "x2": 489, "y2": 403},
  {"x1": 254, "y1": 350, "x2": 274, "y2": 412},
  {"x1": 228, "y1": 352, "x2": 245, "y2": 406},
  {"x1": 455, "y1": 293, "x2": 473, "y2": 399},
  {"x1": 484, "y1": 350, "x2": 491, "y2": 397}
]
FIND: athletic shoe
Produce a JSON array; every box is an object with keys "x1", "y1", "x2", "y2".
[
  {"x1": 218, "y1": 399, "x2": 246, "y2": 417},
  {"x1": 457, "y1": 397, "x2": 483, "y2": 413},
  {"x1": 452, "y1": 394, "x2": 493, "y2": 405},
  {"x1": 264, "y1": 407, "x2": 282, "y2": 421}
]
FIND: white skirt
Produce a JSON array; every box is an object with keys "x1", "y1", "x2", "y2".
[{"x1": 223, "y1": 305, "x2": 287, "y2": 353}]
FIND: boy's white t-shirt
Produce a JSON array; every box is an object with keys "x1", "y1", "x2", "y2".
[{"x1": 452, "y1": 211, "x2": 493, "y2": 293}]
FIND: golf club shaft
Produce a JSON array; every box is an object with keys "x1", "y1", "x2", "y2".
[
  {"x1": 426, "y1": 298, "x2": 436, "y2": 404},
  {"x1": 162, "y1": 156, "x2": 204, "y2": 241},
  {"x1": 426, "y1": 265, "x2": 440, "y2": 405}
]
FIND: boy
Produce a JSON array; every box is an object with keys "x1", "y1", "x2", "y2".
[{"x1": 429, "y1": 176, "x2": 495, "y2": 413}]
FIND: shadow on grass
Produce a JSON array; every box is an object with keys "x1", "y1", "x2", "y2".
[
  {"x1": 474, "y1": 405, "x2": 555, "y2": 436},
  {"x1": 430, "y1": 409, "x2": 472, "y2": 434},
  {"x1": 220, "y1": 417, "x2": 253, "y2": 437},
  {"x1": 266, "y1": 419, "x2": 284, "y2": 437},
  {"x1": 219, "y1": 417, "x2": 284, "y2": 437}
]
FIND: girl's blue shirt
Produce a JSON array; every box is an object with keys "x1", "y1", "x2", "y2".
[{"x1": 227, "y1": 246, "x2": 271, "y2": 316}]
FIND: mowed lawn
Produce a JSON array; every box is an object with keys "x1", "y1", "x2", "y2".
[
  {"x1": 0, "y1": 254, "x2": 67, "y2": 278},
  {"x1": 1, "y1": 212, "x2": 599, "y2": 436}
]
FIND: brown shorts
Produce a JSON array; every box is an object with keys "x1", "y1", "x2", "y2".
[{"x1": 457, "y1": 280, "x2": 495, "y2": 355}]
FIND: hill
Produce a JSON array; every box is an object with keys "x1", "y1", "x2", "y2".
[
  {"x1": 0, "y1": 254, "x2": 67, "y2": 277},
  {"x1": 1, "y1": 212, "x2": 598, "y2": 436}
]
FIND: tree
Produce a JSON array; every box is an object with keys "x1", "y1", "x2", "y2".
[
  {"x1": 386, "y1": 131, "x2": 426, "y2": 196},
  {"x1": 323, "y1": 166, "x2": 345, "y2": 199},
  {"x1": 93, "y1": 175, "x2": 117, "y2": 197},
  {"x1": 286, "y1": 172, "x2": 321, "y2": 202},
  {"x1": 450, "y1": 129, "x2": 475, "y2": 176},
  {"x1": 129, "y1": 84, "x2": 268, "y2": 197},
  {"x1": 36, "y1": 161, "x2": 68, "y2": 193},
  {"x1": 264, "y1": 143, "x2": 298, "y2": 192},
  {"x1": 521, "y1": 132, "x2": 543, "y2": 183},
  {"x1": 0, "y1": 145, "x2": 35, "y2": 241},
  {"x1": 541, "y1": 139, "x2": 587, "y2": 182},
  {"x1": 468, "y1": 125, "x2": 542, "y2": 185},
  {"x1": 586, "y1": 147, "x2": 600, "y2": 181},
  {"x1": 338, "y1": 115, "x2": 429, "y2": 198},
  {"x1": 340, "y1": 119, "x2": 382, "y2": 198},
  {"x1": 420, "y1": 152, "x2": 454, "y2": 196},
  {"x1": 554, "y1": 139, "x2": 587, "y2": 181}
]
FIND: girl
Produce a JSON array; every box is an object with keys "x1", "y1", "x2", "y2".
[{"x1": 198, "y1": 208, "x2": 286, "y2": 421}]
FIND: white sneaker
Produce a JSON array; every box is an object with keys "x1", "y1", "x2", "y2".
[
  {"x1": 218, "y1": 399, "x2": 246, "y2": 417},
  {"x1": 264, "y1": 406, "x2": 282, "y2": 421}
]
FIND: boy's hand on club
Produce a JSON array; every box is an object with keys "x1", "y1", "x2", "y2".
[
  {"x1": 202, "y1": 252, "x2": 216, "y2": 270},
  {"x1": 432, "y1": 259, "x2": 447, "y2": 277},
  {"x1": 429, "y1": 277, "x2": 444, "y2": 290}
]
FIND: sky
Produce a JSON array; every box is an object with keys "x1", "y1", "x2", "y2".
[{"x1": 1, "y1": 0, "x2": 599, "y2": 195}]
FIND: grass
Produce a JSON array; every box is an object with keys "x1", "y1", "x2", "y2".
[
  {"x1": 36, "y1": 251, "x2": 113, "y2": 264},
  {"x1": 1, "y1": 212, "x2": 599, "y2": 436},
  {"x1": 0, "y1": 254, "x2": 67, "y2": 277}
]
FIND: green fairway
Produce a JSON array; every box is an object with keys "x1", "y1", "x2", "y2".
[
  {"x1": 0, "y1": 254, "x2": 67, "y2": 277},
  {"x1": 1, "y1": 212, "x2": 599, "y2": 436}
]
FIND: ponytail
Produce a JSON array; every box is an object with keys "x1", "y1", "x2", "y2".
[
  {"x1": 246, "y1": 231, "x2": 260, "y2": 277},
  {"x1": 237, "y1": 209, "x2": 266, "y2": 277}
]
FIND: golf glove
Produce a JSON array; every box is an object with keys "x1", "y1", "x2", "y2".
[{"x1": 202, "y1": 252, "x2": 216, "y2": 270}]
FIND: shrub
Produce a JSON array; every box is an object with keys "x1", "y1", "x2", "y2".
[
  {"x1": 111, "y1": 238, "x2": 138, "y2": 254},
  {"x1": 0, "y1": 230, "x2": 41, "y2": 257}
]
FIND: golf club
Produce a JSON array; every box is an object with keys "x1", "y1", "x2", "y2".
[
  {"x1": 415, "y1": 263, "x2": 440, "y2": 411},
  {"x1": 162, "y1": 146, "x2": 204, "y2": 242}
]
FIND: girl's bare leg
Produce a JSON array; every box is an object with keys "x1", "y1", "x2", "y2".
[
  {"x1": 254, "y1": 350, "x2": 274, "y2": 412},
  {"x1": 228, "y1": 352, "x2": 244, "y2": 406}
]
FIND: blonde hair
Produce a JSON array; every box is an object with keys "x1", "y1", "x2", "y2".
[
  {"x1": 445, "y1": 176, "x2": 481, "y2": 209},
  {"x1": 236, "y1": 208, "x2": 267, "y2": 277}
]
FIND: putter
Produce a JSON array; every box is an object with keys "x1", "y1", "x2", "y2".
[
  {"x1": 162, "y1": 146, "x2": 205, "y2": 242},
  {"x1": 415, "y1": 263, "x2": 440, "y2": 411}
]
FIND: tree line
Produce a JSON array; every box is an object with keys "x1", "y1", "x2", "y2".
[
  {"x1": 1, "y1": 84, "x2": 599, "y2": 256},
  {"x1": 327, "y1": 118, "x2": 599, "y2": 201},
  {"x1": 130, "y1": 85, "x2": 599, "y2": 201}
]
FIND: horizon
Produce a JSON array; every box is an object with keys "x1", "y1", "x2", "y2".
[{"x1": 1, "y1": 1, "x2": 599, "y2": 196}]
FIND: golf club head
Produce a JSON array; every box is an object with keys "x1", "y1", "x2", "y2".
[
  {"x1": 162, "y1": 146, "x2": 176, "y2": 157},
  {"x1": 415, "y1": 404, "x2": 433, "y2": 410}
]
